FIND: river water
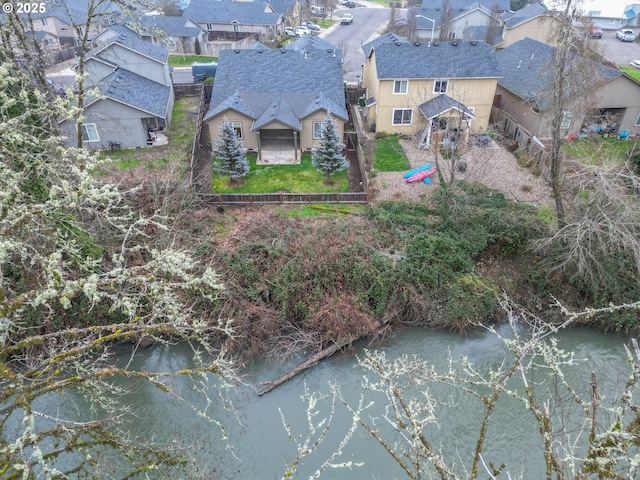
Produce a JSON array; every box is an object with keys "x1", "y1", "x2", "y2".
[
  {"x1": 14, "y1": 323, "x2": 635, "y2": 479},
  {"x1": 99, "y1": 323, "x2": 632, "y2": 479}
]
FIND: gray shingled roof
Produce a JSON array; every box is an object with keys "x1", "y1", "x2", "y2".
[
  {"x1": 362, "y1": 32, "x2": 408, "y2": 57},
  {"x1": 266, "y1": 0, "x2": 297, "y2": 15},
  {"x1": 87, "y1": 24, "x2": 169, "y2": 64},
  {"x1": 141, "y1": 15, "x2": 203, "y2": 38},
  {"x1": 501, "y1": 3, "x2": 548, "y2": 28},
  {"x1": 26, "y1": 0, "x2": 120, "y2": 25},
  {"x1": 495, "y1": 38, "x2": 622, "y2": 110},
  {"x1": 463, "y1": 25, "x2": 503, "y2": 45},
  {"x1": 95, "y1": 68, "x2": 171, "y2": 118},
  {"x1": 204, "y1": 39, "x2": 347, "y2": 126},
  {"x1": 184, "y1": 0, "x2": 282, "y2": 25},
  {"x1": 418, "y1": 94, "x2": 476, "y2": 119},
  {"x1": 421, "y1": 0, "x2": 509, "y2": 12},
  {"x1": 286, "y1": 34, "x2": 340, "y2": 55},
  {"x1": 368, "y1": 38, "x2": 501, "y2": 80}
]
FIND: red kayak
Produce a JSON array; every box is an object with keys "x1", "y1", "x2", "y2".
[{"x1": 406, "y1": 167, "x2": 437, "y2": 183}]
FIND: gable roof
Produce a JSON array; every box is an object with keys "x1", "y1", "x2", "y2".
[
  {"x1": 463, "y1": 25, "x2": 503, "y2": 44},
  {"x1": 418, "y1": 94, "x2": 476, "y2": 119},
  {"x1": 26, "y1": 0, "x2": 120, "y2": 25},
  {"x1": 87, "y1": 23, "x2": 169, "y2": 64},
  {"x1": 140, "y1": 15, "x2": 204, "y2": 38},
  {"x1": 365, "y1": 37, "x2": 501, "y2": 80},
  {"x1": 495, "y1": 37, "x2": 622, "y2": 110},
  {"x1": 420, "y1": 0, "x2": 509, "y2": 12},
  {"x1": 501, "y1": 3, "x2": 549, "y2": 28},
  {"x1": 91, "y1": 68, "x2": 171, "y2": 118},
  {"x1": 183, "y1": 0, "x2": 283, "y2": 25},
  {"x1": 204, "y1": 39, "x2": 347, "y2": 127},
  {"x1": 362, "y1": 32, "x2": 408, "y2": 57},
  {"x1": 266, "y1": 0, "x2": 298, "y2": 15}
]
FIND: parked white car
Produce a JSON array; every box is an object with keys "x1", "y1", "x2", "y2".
[
  {"x1": 301, "y1": 21, "x2": 320, "y2": 31},
  {"x1": 631, "y1": 60, "x2": 640, "y2": 68},
  {"x1": 616, "y1": 29, "x2": 636, "y2": 42},
  {"x1": 295, "y1": 26, "x2": 311, "y2": 36},
  {"x1": 340, "y1": 13, "x2": 353, "y2": 24},
  {"x1": 285, "y1": 27, "x2": 296, "y2": 37}
]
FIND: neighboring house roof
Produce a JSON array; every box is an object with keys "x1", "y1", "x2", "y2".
[
  {"x1": 495, "y1": 37, "x2": 622, "y2": 110},
  {"x1": 204, "y1": 39, "x2": 347, "y2": 128},
  {"x1": 183, "y1": 0, "x2": 283, "y2": 25},
  {"x1": 87, "y1": 23, "x2": 169, "y2": 64},
  {"x1": 365, "y1": 37, "x2": 501, "y2": 80},
  {"x1": 501, "y1": 3, "x2": 548, "y2": 28},
  {"x1": 420, "y1": 0, "x2": 509, "y2": 12},
  {"x1": 581, "y1": 0, "x2": 627, "y2": 19},
  {"x1": 286, "y1": 34, "x2": 340, "y2": 54},
  {"x1": 141, "y1": 15, "x2": 203, "y2": 38},
  {"x1": 418, "y1": 94, "x2": 476, "y2": 119},
  {"x1": 266, "y1": 0, "x2": 298, "y2": 15},
  {"x1": 91, "y1": 68, "x2": 171, "y2": 118},
  {"x1": 26, "y1": 0, "x2": 119, "y2": 26},
  {"x1": 409, "y1": 3, "x2": 494, "y2": 30},
  {"x1": 362, "y1": 32, "x2": 408, "y2": 57},
  {"x1": 463, "y1": 25, "x2": 503, "y2": 44}
]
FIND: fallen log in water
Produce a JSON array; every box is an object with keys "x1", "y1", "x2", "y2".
[{"x1": 258, "y1": 328, "x2": 385, "y2": 396}]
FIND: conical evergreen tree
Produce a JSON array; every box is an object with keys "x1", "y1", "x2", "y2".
[
  {"x1": 311, "y1": 114, "x2": 347, "y2": 183},
  {"x1": 213, "y1": 120, "x2": 249, "y2": 183}
]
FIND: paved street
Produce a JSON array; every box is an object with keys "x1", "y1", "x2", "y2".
[{"x1": 596, "y1": 28, "x2": 640, "y2": 65}]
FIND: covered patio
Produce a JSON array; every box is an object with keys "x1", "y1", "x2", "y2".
[{"x1": 418, "y1": 95, "x2": 476, "y2": 152}]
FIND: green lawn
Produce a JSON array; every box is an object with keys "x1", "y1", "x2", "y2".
[
  {"x1": 168, "y1": 55, "x2": 218, "y2": 67},
  {"x1": 373, "y1": 135, "x2": 411, "y2": 171},
  {"x1": 563, "y1": 133, "x2": 635, "y2": 166},
  {"x1": 212, "y1": 154, "x2": 348, "y2": 193},
  {"x1": 619, "y1": 65, "x2": 640, "y2": 82}
]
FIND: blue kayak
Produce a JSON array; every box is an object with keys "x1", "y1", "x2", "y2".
[{"x1": 403, "y1": 163, "x2": 433, "y2": 179}]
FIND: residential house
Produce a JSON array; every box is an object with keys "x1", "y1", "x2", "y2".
[
  {"x1": 497, "y1": 3, "x2": 561, "y2": 49},
  {"x1": 580, "y1": 0, "x2": 628, "y2": 30},
  {"x1": 21, "y1": 0, "x2": 120, "y2": 63},
  {"x1": 140, "y1": 15, "x2": 207, "y2": 54},
  {"x1": 182, "y1": 0, "x2": 286, "y2": 54},
  {"x1": 59, "y1": 24, "x2": 174, "y2": 150},
  {"x1": 267, "y1": 0, "x2": 303, "y2": 25},
  {"x1": 204, "y1": 36, "x2": 347, "y2": 164},
  {"x1": 360, "y1": 34, "x2": 501, "y2": 149},
  {"x1": 493, "y1": 38, "x2": 640, "y2": 147},
  {"x1": 408, "y1": 2, "x2": 500, "y2": 42}
]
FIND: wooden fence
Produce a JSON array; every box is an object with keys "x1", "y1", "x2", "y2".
[
  {"x1": 190, "y1": 86, "x2": 208, "y2": 185},
  {"x1": 200, "y1": 192, "x2": 368, "y2": 205},
  {"x1": 174, "y1": 83, "x2": 204, "y2": 99}
]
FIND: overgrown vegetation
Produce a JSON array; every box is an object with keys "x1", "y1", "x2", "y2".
[{"x1": 168, "y1": 54, "x2": 218, "y2": 67}]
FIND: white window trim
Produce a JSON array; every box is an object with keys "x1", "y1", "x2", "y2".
[
  {"x1": 433, "y1": 78, "x2": 448, "y2": 94},
  {"x1": 312, "y1": 121, "x2": 324, "y2": 139},
  {"x1": 81, "y1": 123, "x2": 100, "y2": 142},
  {"x1": 635, "y1": 113, "x2": 640, "y2": 127},
  {"x1": 393, "y1": 79, "x2": 408, "y2": 95},
  {"x1": 531, "y1": 105, "x2": 540, "y2": 115},
  {"x1": 392, "y1": 108, "x2": 413, "y2": 126},
  {"x1": 41, "y1": 18, "x2": 48, "y2": 26},
  {"x1": 230, "y1": 121, "x2": 243, "y2": 139}
]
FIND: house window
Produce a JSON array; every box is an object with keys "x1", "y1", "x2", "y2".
[
  {"x1": 44, "y1": 38, "x2": 54, "y2": 46},
  {"x1": 392, "y1": 108, "x2": 413, "y2": 125},
  {"x1": 233, "y1": 23, "x2": 239, "y2": 32},
  {"x1": 313, "y1": 121, "x2": 325, "y2": 139},
  {"x1": 81, "y1": 124, "x2": 99, "y2": 142},
  {"x1": 449, "y1": 32, "x2": 456, "y2": 39},
  {"x1": 41, "y1": 18, "x2": 48, "y2": 26},
  {"x1": 434, "y1": 79, "x2": 448, "y2": 94},
  {"x1": 206, "y1": 23, "x2": 213, "y2": 30},
  {"x1": 560, "y1": 111, "x2": 573, "y2": 129},
  {"x1": 393, "y1": 80, "x2": 408, "y2": 94},
  {"x1": 531, "y1": 105, "x2": 540, "y2": 114},
  {"x1": 635, "y1": 113, "x2": 640, "y2": 126},
  {"x1": 229, "y1": 121, "x2": 243, "y2": 139}
]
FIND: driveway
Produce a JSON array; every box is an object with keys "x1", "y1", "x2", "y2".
[
  {"x1": 318, "y1": 2, "x2": 389, "y2": 83},
  {"x1": 596, "y1": 29, "x2": 640, "y2": 66}
]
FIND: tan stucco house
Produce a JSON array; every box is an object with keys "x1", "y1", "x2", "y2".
[
  {"x1": 360, "y1": 33, "x2": 501, "y2": 149},
  {"x1": 204, "y1": 36, "x2": 347, "y2": 163}
]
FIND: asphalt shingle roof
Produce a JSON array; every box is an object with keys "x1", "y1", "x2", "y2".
[
  {"x1": 418, "y1": 94, "x2": 476, "y2": 119},
  {"x1": 362, "y1": 32, "x2": 408, "y2": 57},
  {"x1": 495, "y1": 38, "x2": 622, "y2": 110},
  {"x1": 141, "y1": 15, "x2": 203, "y2": 38},
  {"x1": 95, "y1": 68, "x2": 171, "y2": 118},
  {"x1": 420, "y1": 0, "x2": 509, "y2": 12},
  {"x1": 26, "y1": 0, "x2": 120, "y2": 25},
  {"x1": 366, "y1": 37, "x2": 501, "y2": 80},
  {"x1": 501, "y1": 3, "x2": 548, "y2": 28},
  {"x1": 183, "y1": 0, "x2": 282, "y2": 25},
  {"x1": 88, "y1": 24, "x2": 169, "y2": 64},
  {"x1": 204, "y1": 39, "x2": 347, "y2": 127}
]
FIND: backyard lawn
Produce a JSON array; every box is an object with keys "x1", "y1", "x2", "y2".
[
  {"x1": 563, "y1": 133, "x2": 637, "y2": 166},
  {"x1": 168, "y1": 55, "x2": 218, "y2": 67},
  {"x1": 373, "y1": 135, "x2": 411, "y2": 171},
  {"x1": 212, "y1": 154, "x2": 349, "y2": 193}
]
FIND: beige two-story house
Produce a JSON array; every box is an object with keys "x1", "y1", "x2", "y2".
[{"x1": 361, "y1": 34, "x2": 501, "y2": 149}]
